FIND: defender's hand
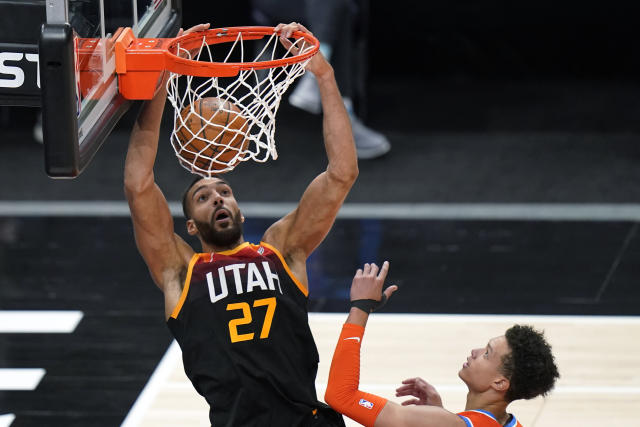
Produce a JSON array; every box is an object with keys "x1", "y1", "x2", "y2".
[
  {"x1": 395, "y1": 377, "x2": 444, "y2": 407},
  {"x1": 349, "y1": 262, "x2": 397, "y2": 303}
]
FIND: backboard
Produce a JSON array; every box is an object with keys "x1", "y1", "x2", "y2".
[{"x1": 40, "y1": 0, "x2": 181, "y2": 178}]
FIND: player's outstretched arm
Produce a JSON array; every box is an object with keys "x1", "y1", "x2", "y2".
[
  {"x1": 124, "y1": 24, "x2": 208, "y2": 303},
  {"x1": 124, "y1": 79, "x2": 188, "y2": 289},
  {"x1": 263, "y1": 23, "x2": 358, "y2": 266},
  {"x1": 325, "y1": 263, "x2": 464, "y2": 427}
]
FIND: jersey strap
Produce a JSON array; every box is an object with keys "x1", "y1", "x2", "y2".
[
  {"x1": 169, "y1": 252, "x2": 203, "y2": 319},
  {"x1": 259, "y1": 241, "x2": 308, "y2": 297}
]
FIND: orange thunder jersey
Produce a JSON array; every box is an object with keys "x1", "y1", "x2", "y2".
[
  {"x1": 458, "y1": 410, "x2": 523, "y2": 427},
  {"x1": 167, "y1": 242, "x2": 322, "y2": 427}
]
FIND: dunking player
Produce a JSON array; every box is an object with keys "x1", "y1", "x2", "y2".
[
  {"x1": 124, "y1": 23, "x2": 356, "y2": 426},
  {"x1": 325, "y1": 262, "x2": 560, "y2": 427}
]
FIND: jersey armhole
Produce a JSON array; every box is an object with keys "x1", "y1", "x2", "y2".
[
  {"x1": 169, "y1": 253, "x2": 201, "y2": 319},
  {"x1": 259, "y1": 241, "x2": 309, "y2": 297},
  {"x1": 458, "y1": 415, "x2": 473, "y2": 427}
]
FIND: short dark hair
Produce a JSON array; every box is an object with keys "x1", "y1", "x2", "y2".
[
  {"x1": 182, "y1": 176, "x2": 205, "y2": 219},
  {"x1": 181, "y1": 175, "x2": 232, "y2": 219},
  {"x1": 501, "y1": 325, "x2": 560, "y2": 402}
]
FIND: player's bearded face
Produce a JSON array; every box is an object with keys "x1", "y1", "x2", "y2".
[{"x1": 194, "y1": 208, "x2": 243, "y2": 247}]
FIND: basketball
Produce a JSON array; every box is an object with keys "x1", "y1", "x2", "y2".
[{"x1": 174, "y1": 97, "x2": 249, "y2": 172}]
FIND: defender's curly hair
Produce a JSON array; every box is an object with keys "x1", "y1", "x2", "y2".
[{"x1": 501, "y1": 325, "x2": 560, "y2": 402}]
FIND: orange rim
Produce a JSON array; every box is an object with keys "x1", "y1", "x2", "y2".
[
  {"x1": 165, "y1": 26, "x2": 319, "y2": 77},
  {"x1": 114, "y1": 26, "x2": 319, "y2": 99}
]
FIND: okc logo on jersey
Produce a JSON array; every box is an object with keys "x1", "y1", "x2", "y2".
[
  {"x1": 206, "y1": 261, "x2": 283, "y2": 303},
  {"x1": 358, "y1": 399, "x2": 374, "y2": 410}
]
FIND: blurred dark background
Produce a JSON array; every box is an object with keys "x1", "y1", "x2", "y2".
[
  {"x1": 197, "y1": 1, "x2": 640, "y2": 81},
  {"x1": 3, "y1": 1, "x2": 640, "y2": 203}
]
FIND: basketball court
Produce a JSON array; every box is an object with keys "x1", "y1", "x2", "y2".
[
  {"x1": 123, "y1": 314, "x2": 640, "y2": 427},
  {"x1": 1, "y1": 1, "x2": 640, "y2": 426}
]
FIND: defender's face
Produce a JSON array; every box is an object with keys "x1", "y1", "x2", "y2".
[
  {"x1": 186, "y1": 178, "x2": 244, "y2": 246},
  {"x1": 458, "y1": 335, "x2": 510, "y2": 393}
]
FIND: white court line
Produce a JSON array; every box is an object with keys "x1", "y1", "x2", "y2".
[
  {"x1": 121, "y1": 341, "x2": 183, "y2": 427},
  {"x1": 0, "y1": 311, "x2": 83, "y2": 333},
  {"x1": 0, "y1": 414, "x2": 15, "y2": 427},
  {"x1": 0, "y1": 369, "x2": 45, "y2": 391},
  {"x1": 3, "y1": 201, "x2": 640, "y2": 221}
]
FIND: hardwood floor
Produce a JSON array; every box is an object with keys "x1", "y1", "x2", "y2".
[{"x1": 129, "y1": 314, "x2": 640, "y2": 427}]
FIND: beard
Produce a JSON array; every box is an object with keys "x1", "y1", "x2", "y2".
[{"x1": 194, "y1": 210, "x2": 244, "y2": 248}]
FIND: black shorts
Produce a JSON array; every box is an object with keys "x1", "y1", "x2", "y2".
[{"x1": 303, "y1": 404, "x2": 346, "y2": 427}]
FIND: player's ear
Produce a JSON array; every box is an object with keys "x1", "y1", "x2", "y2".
[
  {"x1": 241, "y1": 215, "x2": 245, "y2": 223},
  {"x1": 492, "y1": 377, "x2": 510, "y2": 393},
  {"x1": 186, "y1": 219, "x2": 198, "y2": 235}
]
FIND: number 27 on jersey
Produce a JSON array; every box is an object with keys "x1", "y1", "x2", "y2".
[{"x1": 226, "y1": 297, "x2": 276, "y2": 343}]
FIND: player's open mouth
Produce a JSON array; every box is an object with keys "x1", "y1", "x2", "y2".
[{"x1": 214, "y1": 210, "x2": 231, "y2": 225}]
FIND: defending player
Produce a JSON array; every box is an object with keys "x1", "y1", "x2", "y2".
[
  {"x1": 325, "y1": 262, "x2": 560, "y2": 427},
  {"x1": 124, "y1": 22, "x2": 356, "y2": 426}
]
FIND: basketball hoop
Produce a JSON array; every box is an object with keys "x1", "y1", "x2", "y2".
[{"x1": 114, "y1": 26, "x2": 320, "y2": 175}]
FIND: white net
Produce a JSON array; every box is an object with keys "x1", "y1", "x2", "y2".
[{"x1": 166, "y1": 30, "x2": 314, "y2": 176}]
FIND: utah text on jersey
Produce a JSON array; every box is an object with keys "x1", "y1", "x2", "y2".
[{"x1": 206, "y1": 259, "x2": 284, "y2": 303}]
